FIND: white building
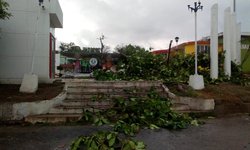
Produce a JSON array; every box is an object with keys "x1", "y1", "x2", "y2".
[{"x1": 0, "y1": 0, "x2": 63, "y2": 84}]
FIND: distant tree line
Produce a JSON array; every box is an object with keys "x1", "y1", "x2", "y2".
[{"x1": 59, "y1": 42, "x2": 110, "y2": 54}]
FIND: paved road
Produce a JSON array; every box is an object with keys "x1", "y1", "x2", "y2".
[{"x1": 0, "y1": 114, "x2": 250, "y2": 150}]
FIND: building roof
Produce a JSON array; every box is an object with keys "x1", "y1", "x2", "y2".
[
  {"x1": 151, "y1": 49, "x2": 169, "y2": 54},
  {"x1": 176, "y1": 41, "x2": 210, "y2": 47},
  {"x1": 151, "y1": 40, "x2": 210, "y2": 55},
  {"x1": 242, "y1": 32, "x2": 250, "y2": 36},
  {"x1": 203, "y1": 32, "x2": 250, "y2": 39}
]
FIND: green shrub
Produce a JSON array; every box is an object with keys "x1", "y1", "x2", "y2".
[
  {"x1": 94, "y1": 45, "x2": 248, "y2": 85},
  {"x1": 93, "y1": 69, "x2": 119, "y2": 81}
]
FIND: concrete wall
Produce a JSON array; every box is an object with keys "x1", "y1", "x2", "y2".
[
  {"x1": 0, "y1": 0, "x2": 63, "y2": 84},
  {"x1": 0, "y1": 90, "x2": 66, "y2": 120},
  {"x1": 12, "y1": 91, "x2": 66, "y2": 120}
]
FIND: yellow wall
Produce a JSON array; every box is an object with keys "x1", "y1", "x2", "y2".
[
  {"x1": 184, "y1": 44, "x2": 223, "y2": 55},
  {"x1": 218, "y1": 46, "x2": 223, "y2": 52},
  {"x1": 185, "y1": 45, "x2": 195, "y2": 55}
]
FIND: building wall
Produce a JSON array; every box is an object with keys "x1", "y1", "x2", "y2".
[
  {"x1": 184, "y1": 37, "x2": 250, "y2": 73},
  {"x1": 184, "y1": 43, "x2": 223, "y2": 55},
  {"x1": 0, "y1": 0, "x2": 63, "y2": 84},
  {"x1": 185, "y1": 44, "x2": 195, "y2": 55}
]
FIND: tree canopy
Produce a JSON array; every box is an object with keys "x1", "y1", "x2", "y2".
[
  {"x1": 59, "y1": 42, "x2": 76, "y2": 52},
  {"x1": 0, "y1": 0, "x2": 12, "y2": 20},
  {"x1": 59, "y1": 42, "x2": 111, "y2": 54}
]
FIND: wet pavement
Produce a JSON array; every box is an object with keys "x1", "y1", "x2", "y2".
[{"x1": 0, "y1": 114, "x2": 250, "y2": 150}]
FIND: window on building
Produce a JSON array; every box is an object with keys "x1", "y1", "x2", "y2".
[{"x1": 198, "y1": 45, "x2": 210, "y2": 54}]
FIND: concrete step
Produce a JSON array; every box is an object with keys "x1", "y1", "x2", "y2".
[
  {"x1": 243, "y1": 103, "x2": 250, "y2": 112},
  {"x1": 25, "y1": 113, "x2": 82, "y2": 124},
  {"x1": 49, "y1": 105, "x2": 112, "y2": 114},
  {"x1": 175, "y1": 110, "x2": 215, "y2": 117},
  {"x1": 66, "y1": 93, "x2": 155, "y2": 100},
  {"x1": 62, "y1": 100, "x2": 89, "y2": 106},
  {"x1": 172, "y1": 103, "x2": 190, "y2": 111},
  {"x1": 66, "y1": 94, "x2": 115, "y2": 100},
  {"x1": 67, "y1": 91, "x2": 165, "y2": 95},
  {"x1": 49, "y1": 106, "x2": 83, "y2": 114},
  {"x1": 171, "y1": 103, "x2": 215, "y2": 117},
  {"x1": 241, "y1": 97, "x2": 250, "y2": 103},
  {"x1": 65, "y1": 81, "x2": 163, "y2": 88},
  {"x1": 25, "y1": 80, "x2": 196, "y2": 124},
  {"x1": 173, "y1": 97, "x2": 215, "y2": 111},
  {"x1": 52, "y1": 102, "x2": 188, "y2": 115},
  {"x1": 61, "y1": 100, "x2": 113, "y2": 107},
  {"x1": 67, "y1": 87, "x2": 164, "y2": 93}
]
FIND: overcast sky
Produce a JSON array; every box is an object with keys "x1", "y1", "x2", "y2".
[{"x1": 56, "y1": 0, "x2": 250, "y2": 50}]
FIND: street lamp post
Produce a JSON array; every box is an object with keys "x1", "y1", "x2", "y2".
[
  {"x1": 188, "y1": 1, "x2": 203, "y2": 75},
  {"x1": 187, "y1": 1, "x2": 205, "y2": 90},
  {"x1": 233, "y1": 0, "x2": 236, "y2": 12}
]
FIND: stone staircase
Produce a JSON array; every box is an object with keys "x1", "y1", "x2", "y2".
[{"x1": 25, "y1": 80, "x2": 213, "y2": 124}]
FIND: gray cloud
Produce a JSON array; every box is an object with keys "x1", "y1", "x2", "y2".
[{"x1": 56, "y1": 0, "x2": 250, "y2": 50}]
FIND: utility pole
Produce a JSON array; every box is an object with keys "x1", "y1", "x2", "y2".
[
  {"x1": 167, "y1": 40, "x2": 173, "y2": 65},
  {"x1": 98, "y1": 34, "x2": 105, "y2": 66},
  {"x1": 98, "y1": 34, "x2": 105, "y2": 54}
]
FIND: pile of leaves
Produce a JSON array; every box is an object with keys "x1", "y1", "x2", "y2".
[
  {"x1": 93, "y1": 44, "x2": 249, "y2": 85},
  {"x1": 71, "y1": 131, "x2": 145, "y2": 150},
  {"x1": 70, "y1": 90, "x2": 197, "y2": 150}
]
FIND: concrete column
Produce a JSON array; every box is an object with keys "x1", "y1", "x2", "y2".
[
  {"x1": 224, "y1": 7, "x2": 231, "y2": 77},
  {"x1": 230, "y1": 12, "x2": 237, "y2": 63},
  {"x1": 236, "y1": 23, "x2": 242, "y2": 64},
  {"x1": 210, "y1": 4, "x2": 218, "y2": 79}
]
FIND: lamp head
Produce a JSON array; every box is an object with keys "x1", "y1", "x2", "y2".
[
  {"x1": 39, "y1": 0, "x2": 44, "y2": 6},
  {"x1": 188, "y1": 5, "x2": 193, "y2": 12},
  {"x1": 175, "y1": 37, "x2": 179, "y2": 43}
]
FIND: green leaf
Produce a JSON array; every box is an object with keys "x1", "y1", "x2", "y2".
[
  {"x1": 191, "y1": 120, "x2": 199, "y2": 126},
  {"x1": 122, "y1": 143, "x2": 131, "y2": 150},
  {"x1": 128, "y1": 141, "x2": 136, "y2": 149},
  {"x1": 107, "y1": 133, "x2": 112, "y2": 140},
  {"x1": 135, "y1": 142, "x2": 146, "y2": 150},
  {"x1": 149, "y1": 124, "x2": 160, "y2": 130},
  {"x1": 108, "y1": 137, "x2": 116, "y2": 147},
  {"x1": 102, "y1": 118, "x2": 109, "y2": 124},
  {"x1": 130, "y1": 98, "x2": 137, "y2": 101},
  {"x1": 71, "y1": 137, "x2": 84, "y2": 150},
  {"x1": 90, "y1": 141, "x2": 98, "y2": 149}
]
